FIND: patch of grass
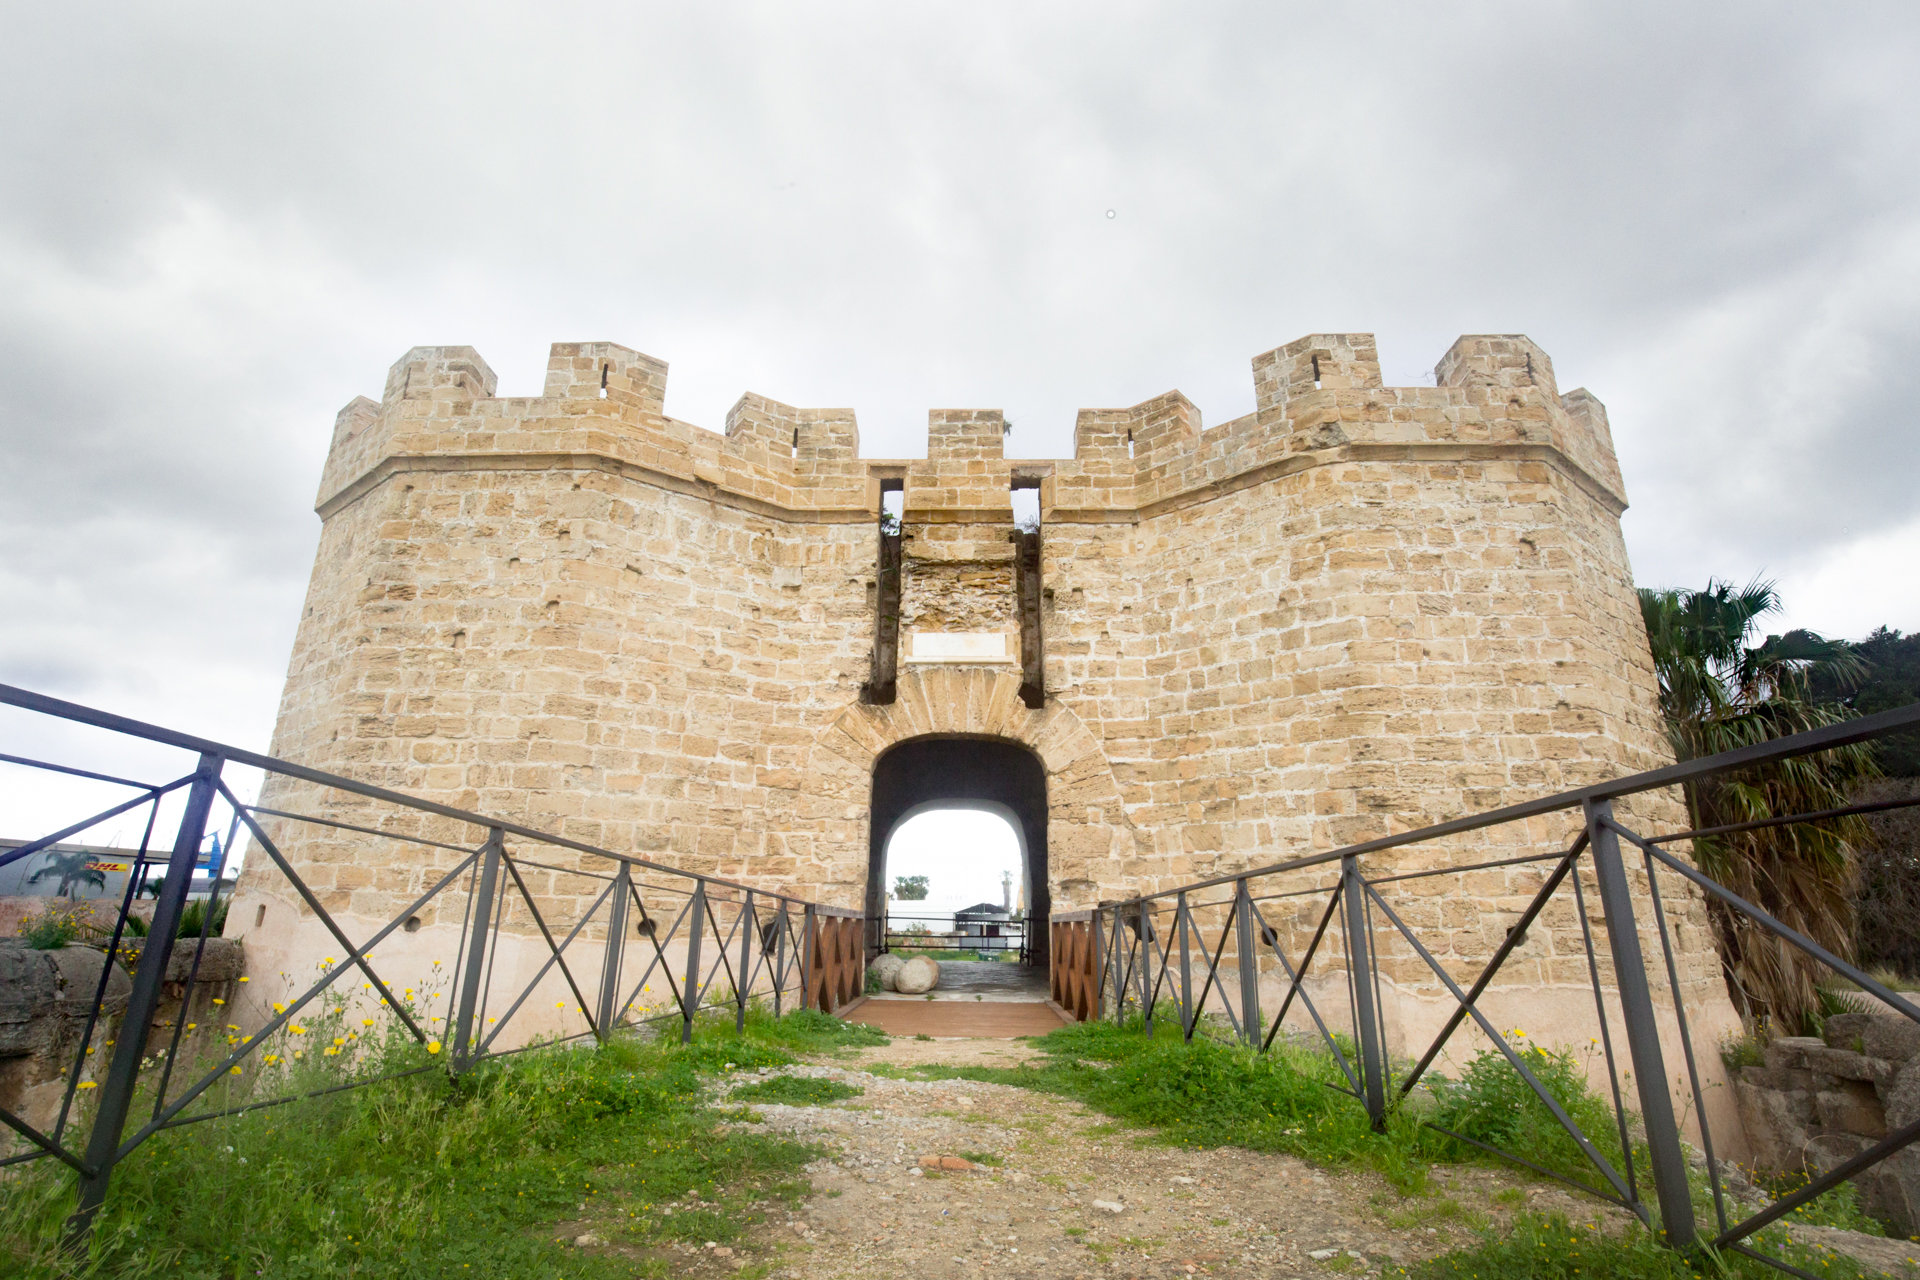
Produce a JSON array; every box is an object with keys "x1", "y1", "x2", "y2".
[
  {"x1": 0, "y1": 1001, "x2": 829, "y2": 1278},
  {"x1": 959, "y1": 1150, "x2": 1003, "y2": 1166},
  {"x1": 702, "y1": 1005, "x2": 889, "y2": 1054},
  {"x1": 729, "y1": 1075, "x2": 865, "y2": 1106},
  {"x1": 1403, "y1": 1213, "x2": 1884, "y2": 1279},
  {"x1": 866, "y1": 1017, "x2": 1441, "y2": 1194},
  {"x1": 1751, "y1": 1166, "x2": 1884, "y2": 1235},
  {"x1": 1383, "y1": 1196, "x2": 1487, "y2": 1231}
]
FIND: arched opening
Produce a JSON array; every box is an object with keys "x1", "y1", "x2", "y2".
[
  {"x1": 883, "y1": 805, "x2": 1025, "y2": 957},
  {"x1": 866, "y1": 736, "x2": 1049, "y2": 971}
]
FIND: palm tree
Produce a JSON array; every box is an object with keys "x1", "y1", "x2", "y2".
[
  {"x1": 26, "y1": 850, "x2": 107, "y2": 899},
  {"x1": 1639, "y1": 579, "x2": 1879, "y2": 1031}
]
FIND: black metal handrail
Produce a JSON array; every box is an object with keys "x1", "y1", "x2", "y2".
[
  {"x1": 1059, "y1": 701, "x2": 1920, "y2": 1274},
  {"x1": 0, "y1": 682, "x2": 855, "y2": 1245}
]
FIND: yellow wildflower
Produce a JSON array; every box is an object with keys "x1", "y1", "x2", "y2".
[
  {"x1": 238, "y1": 976, "x2": 248, "y2": 983},
  {"x1": 78, "y1": 1081, "x2": 98, "y2": 1090},
  {"x1": 212, "y1": 997, "x2": 225, "y2": 1006},
  {"x1": 229, "y1": 1066, "x2": 242, "y2": 1075},
  {"x1": 362, "y1": 1018, "x2": 374, "y2": 1027},
  {"x1": 428, "y1": 1040, "x2": 443, "y2": 1055}
]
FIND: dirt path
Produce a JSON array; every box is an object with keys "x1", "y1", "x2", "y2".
[
  {"x1": 626, "y1": 1036, "x2": 1917, "y2": 1280},
  {"x1": 701, "y1": 1039, "x2": 1618, "y2": 1279}
]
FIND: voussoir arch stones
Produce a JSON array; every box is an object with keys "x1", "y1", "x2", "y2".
[{"x1": 810, "y1": 668, "x2": 1148, "y2": 911}]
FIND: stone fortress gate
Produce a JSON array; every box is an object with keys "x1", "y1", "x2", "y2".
[{"x1": 229, "y1": 332, "x2": 1735, "y2": 1067}]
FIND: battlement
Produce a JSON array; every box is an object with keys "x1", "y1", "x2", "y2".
[
  {"x1": 382, "y1": 346, "x2": 497, "y2": 403},
  {"x1": 318, "y1": 333, "x2": 1628, "y2": 521}
]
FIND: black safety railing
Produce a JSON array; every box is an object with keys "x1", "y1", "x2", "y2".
[
  {"x1": 0, "y1": 683, "x2": 858, "y2": 1244},
  {"x1": 877, "y1": 912, "x2": 1029, "y2": 963},
  {"x1": 1056, "y1": 702, "x2": 1920, "y2": 1275}
]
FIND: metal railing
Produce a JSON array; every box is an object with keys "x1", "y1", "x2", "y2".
[
  {"x1": 0, "y1": 683, "x2": 859, "y2": 1243},
  {"x1": 876, "y1": 912, "x2": 1029, "y2": 963},
  {"x1": 1052, "y1": 702, "x2": 1920, "y2": 1274}
]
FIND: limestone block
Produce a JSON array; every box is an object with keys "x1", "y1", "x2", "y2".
[
  {"x1": 1881, "y1": 1059, "x2": 1920, "y2": 1130},
  {"x1": 1815, "y1": 1080, "x2": 1887, "y2": 1138},
  {"x1": 1764, "y1": 1036, "x2": 1826, "y2": 1072},
  {"x1": 1804, "y1": 1045, "x2": 1897, "y2": 1089},
  {"x1": 1824, "y1": 1012, "x2": 1879, "y2": 1052},
  {"x1": 1735, "y1": 1078, "x2": 1814, "y2": 1171},
  {"x1": 1862, "y1": 1016, "x2": 1920, "y2": 1065},
  {"x1": 895, "y1": 956, "x2": 940, "y2": 995}
]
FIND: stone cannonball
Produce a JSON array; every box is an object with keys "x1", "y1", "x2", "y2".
[
  {"x1": 895, "y1": 955, "x2": 941, "y2": 995},
  {"x1": 869, "y1": 953, "x2": 906, "y2": 992}
]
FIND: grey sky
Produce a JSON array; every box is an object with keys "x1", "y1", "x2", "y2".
[{"x1": 3, "y1": 0, "x2": 1918, "y2": 788}]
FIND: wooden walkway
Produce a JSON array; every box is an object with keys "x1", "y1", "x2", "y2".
[{"x1": 842, "y1": 999, "x2": 1072, "y2": 1038}]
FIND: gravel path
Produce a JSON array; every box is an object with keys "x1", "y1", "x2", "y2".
[
  {"x1": 616, "y1": 1036, "x2": 1919, "y2": 1279},
  {"x1": 698, "y1": 1040, "x2": 1616, "y2": 1279}
]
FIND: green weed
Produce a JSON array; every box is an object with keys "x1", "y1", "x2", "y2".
[
  {"x1": 1404, "y1": 1213, "x2": 1883, "y2": 1279},
  {"x1": 1750, "y1": 1166, "x2": 1885, "y2": 1236},
  {"x1": 728, "y1": 1075, "x2": 865, "y2": 1106}
]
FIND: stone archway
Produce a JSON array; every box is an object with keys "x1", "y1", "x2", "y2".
[
  {"x1": 811, "y1": 667, "x2": 1148, "y2": 953},
  {"x1": 867, "y1": 738, "x2": 1048, "y2": 963}
]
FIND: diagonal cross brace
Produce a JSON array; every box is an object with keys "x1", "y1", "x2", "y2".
[
  {"x1": 1397, "y1": 841, "x2": 1584, "y2": 1098},
  {"x1": 479, "y1": 874, "x2": 614, "y2": 1053},
  {"x1": 117, "y1": 849, "x2": 479, "y2": 1160},
  {"x1": 1363, "y1": 880, "x2": 1637, "y2": 1205},
  {"x1": 230, "y1": 789, "x2": 429, "y2": 1044},
  {"x1": 1248, "y1": 894, "x2": 1362, "y2": 1095}
]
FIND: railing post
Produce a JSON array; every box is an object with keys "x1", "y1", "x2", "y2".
[
  {"x1": 1342, "y1": 855, "x2": 1388, "y2": 1132},
  {"x1": 596, "y1": 861, "x2": 631, "y2": 1042},
  {"x1": 1586, "y1": 799, "x2": 1696, "y2": 1247},
  {"x1": 1090, "y1": 910, "x2": 1105, "y2": 1022},
  {"x1": 773, "y1": 903, "x2": 788, "y2": 1018},
  {"x1": 68, "y1": 751, "x2": 222, "y2": 1242},
  {"x1": 1235, "y1": 878, "x2": 1261, "y2": 1047},
  {"x1": 1138, "y1": 907, "x2": 1154, "y2": 1037},
  {"x1": 736, "y1": 891, "x2": 754, "y2": 1032},
  {"x1": 801, "y1": 903, "x2": 816, "y2": 1013},
  {"x1": 682, "y1": 882, "x2": 707, "y2": 1043},
  {"x1": 451, "y1": 827, "x2": 503, "y2": 1070},
  {"x1": 1109, "y1": 907, "x2": 1127, "y2": 1024},
  {"x1": 1178, "y1": 892, "x2": 1195, "y2": 1041}
]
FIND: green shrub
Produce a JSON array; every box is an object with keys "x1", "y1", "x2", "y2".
[
  {"x1": 15, "y1": 902, "x2": 91, "y2": 950},
  {"x1": 1719, "y1": 1028, "x2": 1768, "y2": 1072},
  {"x1": 1426, "y1": 1035, "x2": 1625, "y2": 1189}
]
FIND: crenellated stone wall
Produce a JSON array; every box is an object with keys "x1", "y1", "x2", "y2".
[{"x1": 229, "y1": 332, "x2": 1737, "y2": 1134}]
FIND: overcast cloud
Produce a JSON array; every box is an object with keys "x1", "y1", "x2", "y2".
[{"x1": 3, "y1": 2, "x2": 1918, "y2": 812}]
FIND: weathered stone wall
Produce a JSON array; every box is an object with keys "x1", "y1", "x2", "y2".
[
  {"x1": 1736, "y1": 1011, "x2": 1920, "y2": 1234},
  {"x1": 229, "y1": 333, "x2": 1735, "y2": 1110}
]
